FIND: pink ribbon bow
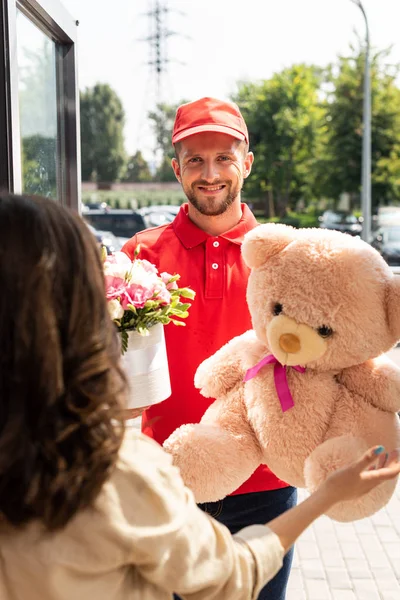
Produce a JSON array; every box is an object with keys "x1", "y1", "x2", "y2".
[{"x1": 243, "y1": 354, "x2": 306, "y2": 412}]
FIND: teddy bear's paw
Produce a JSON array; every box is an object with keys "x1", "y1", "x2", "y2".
[
  {"x1": 194, "y1": 360, "x2": 243, "y2": 398},
  {"x1": 304, "y1": 435, "x2": 398, "y2": 521},
  {"x1": 163, "y1": 423, "x2": 257, "y2": 502},
  {"x1": 325, "y1": 479, "x2": 397, "y2": 522}
]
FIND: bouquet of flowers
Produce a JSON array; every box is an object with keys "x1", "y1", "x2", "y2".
[{"x1": 103, "y1": 247, "x2": 195, "y2": 354}]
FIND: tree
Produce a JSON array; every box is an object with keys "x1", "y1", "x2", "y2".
[
  {"x1": 22, "y1": 135, "x2": 57, "y2": 198},
  {"x1": 320, "y1": 45, "x2": 400, "y2": 210},
  {"x1": 80, "y1": 84, "x2": 126, "y2": 183},
  {"x1": 147, "y1": 101, "x2": 188, "y2": 182},
  {"x1": 234, "y1": 65, "x2": 327, "y2": 217},
  {"x1": 148, "y1": 102, "x2": 179, "y2": 160},
  {"x1": 123, "y1": 151, "x2": 152, "y2": 182}
]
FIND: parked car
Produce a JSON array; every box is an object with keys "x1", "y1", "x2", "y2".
[
  {"x1": 137, "y1": 204, "x2": 180, "y2": 228},
  {"x1": 319, "y1": 210, "x2": 362, "y2": 236},
  {"x1": 83, "y1": 209, "x2": 147, "y2": 239},
  {"x1": 82, "y1": 201, "x2": 109, "y2": 213},
  {"x1": 87, "y1": 225, "x2": 122, "y2": 255},
  {"x1": 371, "y1": 226, "x2": 400, "y2": 266}
]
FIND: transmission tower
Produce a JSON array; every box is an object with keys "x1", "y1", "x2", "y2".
[
  {"x1": 135, "y1": 0, "x2": 186, "y2": 170},
  {"x1": 140, "y1": 0, "x2": 185, "y2": 106}
]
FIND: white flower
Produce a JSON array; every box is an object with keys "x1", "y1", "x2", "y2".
[
  {"x1": 108, "y1": 298, "x2": 124, "y2": 320},
  {"x1": 104, "y1": 252, "x2": 133, "y2": 280},
  {"x1": 130, "y1": 260, "x2": 159, "y2": 288}
]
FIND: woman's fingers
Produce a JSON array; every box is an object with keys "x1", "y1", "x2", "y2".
[
  {"x1": 362, "y1": 459, "x2": 400, "y2": 483},
  {"x1": 358, "y1": 445, "x2": 386, "y2": 472},
  {"x1": 360, "y1": 446, "x2": 400, "y2": 482}
]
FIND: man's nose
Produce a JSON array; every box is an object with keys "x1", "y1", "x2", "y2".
[{"x1": 201, "y1": 159, "x2": 219, "y2": 181}]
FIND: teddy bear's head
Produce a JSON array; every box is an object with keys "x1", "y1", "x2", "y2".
[{"x1": 242, "y1": 223, "x2": 400, "y2": 371}]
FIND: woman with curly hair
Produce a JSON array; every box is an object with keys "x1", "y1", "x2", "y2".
[{"x1": 0, "y1": 192, "x2": 399, "y2": 600}]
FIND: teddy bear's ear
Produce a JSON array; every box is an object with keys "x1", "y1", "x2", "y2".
[
  {"x1": 386, "y1": 275, "x2": 400, "y2": 341},
  {"x1": 242, "y1": 223, "x2": 297, "y2": 268}
]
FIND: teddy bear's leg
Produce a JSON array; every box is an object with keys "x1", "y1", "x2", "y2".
[
  {"x1": 164, "y1": 388, "x2": 263, "y2": 503},
  {"x1": 304, "y1": 435, "x2": 397, "y2": 522}
]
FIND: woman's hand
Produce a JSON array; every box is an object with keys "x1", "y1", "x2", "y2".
[
  {"x1": 323, "y1": 446, "x2": 400, "y2": 505},
  {"x1": 266, "y1": 445, "x2": 400, "y2": 554}
]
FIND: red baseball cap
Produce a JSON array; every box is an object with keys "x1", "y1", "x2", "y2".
[{"x1": 172, "y1": 97, "x2": 249, "y2": 145}]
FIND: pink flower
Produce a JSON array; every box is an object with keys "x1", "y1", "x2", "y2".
[
  {"x1": 140, "y1": 259, "x2": 158, "y2": 274},
  {"x1": 154, "y1": 285, "x2": 172, "y2": 305},
  {"x1": 105, "y1": 275, "x2": 126, "y2": 300},
  {"x1": 121, "y1": 282, "x2": 156, "y2": 309},
  {"x1": 160, "y1": 271, "x2": 178, "y2": 290}
]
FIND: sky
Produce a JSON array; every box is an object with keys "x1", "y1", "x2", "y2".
[{"x1": 60, "y1": 0, "x2": 400, "y2": 161}]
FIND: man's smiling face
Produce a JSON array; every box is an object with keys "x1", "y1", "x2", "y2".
[{"x1": 172, "y1": 131, "x2": 253, "y2": 216}]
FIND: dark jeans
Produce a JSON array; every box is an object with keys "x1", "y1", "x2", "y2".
[{"x1": 174, "y1": 486, "x2": 297, "y2": 600}]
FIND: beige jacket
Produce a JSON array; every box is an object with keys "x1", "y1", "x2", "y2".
[{"x1": 0, "y1": 430, "x2": 284, "y2": 600}]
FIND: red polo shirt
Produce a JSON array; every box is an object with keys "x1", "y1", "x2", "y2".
[{"x1": 122, "y1": 204, "x2": 288, "y2": 495}]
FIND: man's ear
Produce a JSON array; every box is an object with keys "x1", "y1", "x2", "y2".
[
  {"x1": 171, "y1": 158, "x2": 181, "y2": 183},
  {"x1": 243, "y1": 151, "x2": 254, "y2": 179}
]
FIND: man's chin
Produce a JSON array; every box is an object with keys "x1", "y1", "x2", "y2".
[{"x1": 188, "y1": 196, "x2": 235, "y2": 216}]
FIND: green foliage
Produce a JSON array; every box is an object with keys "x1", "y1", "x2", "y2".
[
  {"x1": 148, "y1": 102, "x2": 181, "y2": 161},
  {"x1": 120, "y1": 329, "x2": 129, "y2": 355},
  {"x1": 256, "y1": 207, "x2": 321, "y2": 228},
  {"x1": 82, "y1": 188, "x2": 186, "y2": 209},
  {"x1": 21, "y1": 135, "x2": 57, "y2": 198},
  {"x1": 123, "y1": 151, "x2": 152, "y2": 182},
  {"x1": 154, "y1": 155, "x2": 177, "y2": 182},
  {"x1": 319, "y1": 45, "x2": 400, "y2": 210},
  {"x1": 80, "y1": 83, "x2": 126, "y2": 183},
  {"x1": 148, "y1": 101, "x2": 188, "y2": 181},
  {"x1": 234, "y1": 64, "x2": 327, "y2": 218}
]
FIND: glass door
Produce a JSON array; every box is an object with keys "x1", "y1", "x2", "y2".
[{"x1": 0, "y1": 0, "x2": 80, "y2": 209}]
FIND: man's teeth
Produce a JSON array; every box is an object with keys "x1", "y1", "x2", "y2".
[{"x1": 202, "y1": 186, "x2": 224, "y2": 191}]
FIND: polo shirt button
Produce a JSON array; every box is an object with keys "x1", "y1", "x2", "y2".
[
  {"x1": 212, "y1": 263, "x2": 219, "y2": 270},
  {"x1": 213, "y1": 241, "x2": 219, "y2": 247}
]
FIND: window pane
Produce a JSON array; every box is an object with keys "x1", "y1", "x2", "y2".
[{"x1": 17, "y1": 10, "x2": 59, "y2": 199}]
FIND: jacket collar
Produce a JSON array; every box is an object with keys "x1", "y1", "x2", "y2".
[{"x1": 172, "y1": 203, "x2": 258, "y2": 249}]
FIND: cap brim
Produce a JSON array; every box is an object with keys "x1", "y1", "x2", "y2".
[{"x1": 172, "y1": 124, "x2": 246, "y2": 144}]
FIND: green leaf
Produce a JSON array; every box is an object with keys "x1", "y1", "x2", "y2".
[
  {"x1": 120, "y1": 329, "x2": 129, "y2": 355},
  {"x1": 169, "y1": 319, "x2": 186, "y2": 327},
  {"x1": 178, "y1": 288, "x2": 196, "y2": 300}
]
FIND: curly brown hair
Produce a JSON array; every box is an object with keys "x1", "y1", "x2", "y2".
[{"x1": 0, "y1": 193, "x2": 126, "y2": 530}]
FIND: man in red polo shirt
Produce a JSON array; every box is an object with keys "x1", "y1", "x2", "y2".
[{"x1": 122, "y1": 97, "x2": 297, "y2": 600}]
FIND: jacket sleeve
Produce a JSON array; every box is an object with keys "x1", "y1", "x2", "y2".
[{"x1": 116, "y1": 431, "x2": 284, "y2": 600}]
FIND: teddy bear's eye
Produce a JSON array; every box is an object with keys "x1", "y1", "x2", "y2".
[
  {"x1": 317, "y1": 325, "x2": 333, "y2": 338},
  {"x1": 273, "y1": 303, "x2": 283, "y2": 316}
]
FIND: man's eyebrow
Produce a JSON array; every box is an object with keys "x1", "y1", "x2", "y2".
[{"x1": 183, "y1": 149, "x2": 236, "y2": 158}]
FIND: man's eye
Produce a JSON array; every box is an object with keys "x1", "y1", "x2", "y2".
[
  {"x1": 188, "y1": 157, "x2": 201, "y2": 164},
  {"x1": 218, "y1": 155, "x2": 231, "y2": 161}
]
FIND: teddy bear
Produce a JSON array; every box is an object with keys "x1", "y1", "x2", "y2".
[{"x1": 164, "y1": 223, "x2": 400, "y2": 522}]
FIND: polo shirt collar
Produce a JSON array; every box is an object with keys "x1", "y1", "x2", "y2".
[{"x1": 173, "y1": 203, "x2": 258, "y2": 249}]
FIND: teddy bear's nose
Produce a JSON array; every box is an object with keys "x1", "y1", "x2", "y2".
[{"x1": 279, "y1": 333, "x2": 301, "y2": 354}]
